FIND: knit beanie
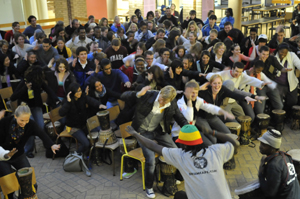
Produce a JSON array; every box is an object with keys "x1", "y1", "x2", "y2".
[
  {"x1": 258, "y1": 129, "x2": 282, "y2": 149},
  {"x1": 176, "y1": 125, "x2": 203, "y2": 146}
]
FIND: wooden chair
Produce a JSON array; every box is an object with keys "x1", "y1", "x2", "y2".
[
  {"x1": 117, "y1": 99, "x2": 125, "y2": 111},
  {"x1": 48, "y1": 106, "x2": 78, "y2": 159},
  {"x1": 86, "y1": 115, "x2": 119, "y2": 176},
  {"x1": 0, "y1": 172, "x2": 19, "y2": 198},
  {"x1": 0, "y1": 87, "x2": 14, "y2": 112},
  {"x1": 120, "y1": 122, "x2": 153, "y2": 190},
  {"x1": 41, "y1": 92, "x2": 50, "y2": 121},
  {"x1": 109, "y1": 106, "x2": 122, "y2": 137}
]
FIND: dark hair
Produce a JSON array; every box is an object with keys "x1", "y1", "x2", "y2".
[
  {"x1": 27, "y1": 15, "x2": 37, "y2": 23},
  {"x1": 88, "y1": 15, "x2": 94, "y2": 20},
  {"x1": 24, "y1": 65, "x2": 45, "y2": 90},
  {"x1": 226, "y1": 8, "x2": 233, "y2": 17},
  {"x1": 250, "y1": 28, "x2": 258, "y2": 33},
  {"x1": 67, "y1": 82, "x2": 81, "y2": 99},
  {"x1": 230, "y1": 43, "x2": 240, "y2": 51},
  {"x1": 175, "y1": 45, "x2": 185, "y2": 57},
  {"x1": 183, "y1": 144, "x2": 207, "y2": 157},
  {"x1": 0, "y1": 54, "x2": 8, "y2": 75},
  {"x1": 170, "y1": 59, "x2": 183, "y2": 71},
  {"x1": 71, "y1": 19, "x2": 79, "y2": 25},
  {"x1": 183, "y1": 54, "x2": 194, "y2": 62},
  {"x1": 139, "y1": 21, "x2": 147, "y2": 28},
  {"x1": 209, "y1": 14, "x2": 217, "y2": 20},
  {"x1": 277, "y1": 42, "x2": 290, "y2": 51},
  {"x1": 189, "y1": 10, "x2": 196, "y2": 15},
  {"x1": 86, "y1": 27, "x2": 93, "y2": 33},
  {"x1": 147, "y1": 11, "x2": 154, "y2": 19},
  {"x1": 99, "y1": 17, "x2": 109, "y2": 27},
  {"x1": 117, "y1": 28, "x2": 124, "y2": 34},
  {"x1": 253, "y1": 60, "x2": 264, "y2": 69},
  {"x1": 101, "y1": 26, "x2": 108, "y2": 32},
  {"x1": 54, "y1": 26, "x2": 65, "y2": 38},
  {"x1": 259, "y1": 45, "x2": 270, "y2": 53},
  {"x1": 207, "y1": 10, "x2": 214, "y2": 17},
  {"x1": 157, "y1": 28, "x2": 165, "y2": 35},
  {"x1": 36, "y1": 32, "x2": 46, "y2": 40},
  {"x1": 224, "y1": 22, "x2": 232, "y2": 27},
  {"x1": 130, "y1": 15, "x2": 137, "y2": 21},
  {"x1": 43, "y1": 38, "x2": 51, "y2": 44},
  {"x1": 200, "y1": 50, "x2": 211, "y2": 60},
  {"x1": 145, "y1": 51, "x2": 154, "y2": 57},
  {"x1": 166, "y1": 7, "x2": 171, "y2": 10},
  {"x1": 126, "y1": 30, "x2": 134, "y2": 36},
  {"x1": 137, "y1": 42, "x2": 146, "y2": 54},
  {"x1": 93, "y1": 52, "x2": 107, "y2": 63},
  {"x1": 55, "y1": 58, "x2": 70, "y2": 72},
  {"x1": 14, "y1": 33, "x2": 26, "y2": 43},
  {"x1": 159, "y1": 48, "x2": 170, "y2": 57},
  {"x1": 233, "y1": 62, "x2": 244, "y2": 69},
  {"x1": 101, "y1": 58, "x2": 110, "y2": 68},
  {"x1": 12, "y1": 22, "x2": 19, "y2": 28},
  {"x1": 78, "y1": 26, "x2": 86, "y2": 32},
  {"x1": 88, "y1": 76, "x2": 102, "y2": 92},
  {"x1": 147, "y1": 65, "x2": 164, "y2": 89},
  {"x1": 56, "y1": 36, "x2": 65, "y2": 44},
  {"x1": 111, "y1": 38, "x2": 120, "y2": 46},
  {"x1": 27, "y1": 51, "x2": 36, "y2": 58},
  {"x1": 107, "y1": 31, "x2": 115, "y2": 41},
  {"x1": 163, "y1": 20, "x2": 172, "y2": 29},
  {"x1": 227, "y1": 29, "x2": 240, "y2": 41},
  {"x1": 76, "y1": 46, "x2": 88, "y2": 56}
]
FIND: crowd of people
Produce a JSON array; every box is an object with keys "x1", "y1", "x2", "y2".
[{"x1": 0, "y1": 4, "x2": 300, "y2": 199}]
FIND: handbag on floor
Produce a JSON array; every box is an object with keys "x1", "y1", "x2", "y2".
[{"x1": 63, "y1": 151, "x2": 91, "y2": 177}]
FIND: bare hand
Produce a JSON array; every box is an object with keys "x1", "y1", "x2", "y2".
[
  {"x1": 138, "y1": 86, "x2": 152, "y2": 97},
  {"x1": 255, "y1": 96, "x2": 267, "y2": 103},
  {"x1": 52, "y1": 36, "x2": 57, "y2": 43},
  {"x1": 262, "y1": 82, "x2": 272, "y2": 87},
  {"x1": 245, "y1": 96, "x2": 257, "y2": 104},
  {"x1": 24, "y1": 53, "x2": 28, "y2": 61},
  {"x1": 169, "y1": 67, "x2": 174, "y2": 79},
  {"x1": 223, "y1": 111, "x2": 235, "y2": 120},
  {"x1": 289, "y1": 35, "x2": 298, "y2": 42},
  {"x1": 0, "y1": 110, "x2": 6, "y2": 119},
  {"x1": 207, "y1": 46, "x2": 213, "y2": 52},
  {"x1": 147, "y1": 72, "x2": 153, "y2": 81},
  {"x1": 124, "y1": 81, "x2": 131, "y2": 88},
  {"x1": 14, "y1": 54, "x2": 19, "y2": 60},
  {"x1": 187, "y1": 94, "x2": 192, "y2": 107},
  {"x1": 282, "y1": 68, "x2": 293, "y2": 72},
  {"x1": 95, "y1": 65, "x2": 100, "y2": 73},
  {"x1": 199, "y1": 73, "x2": 207, "y2": 77},
  {"x1": 67, "y1": 91, "x2": 72, "y2": 102},
  {"x1": 26, "y1": 82, "x2": 32, "y2": 90},
  {"x1": 5, "y1": 148, "x2": 18, "y2": 158},
  {"x1": 86, "y1": 71, "x2": 94, "y2": 75},
  {"x1": 172, "y1": 46, "x2": 178, "y2": 52},
  {"x1": 72, "y1": 35, "x2": 76, "y2": 42},
  {"x1": 199, "y1": 82, "x2": 210, "y2": 91},
  {"x1": 12, "y1": 38, "x2": 16, "y2": 45},
  {"x1": 33, "y1": 42, "x2": 39, "y2": 50},
  {"x1": 85, "y1": 86, "x2": 89, "y2": 95},
  {"x1": 99, "y1": 104, "x2": 107, "y2": 109},
  {"x1": 51, "y1": 144, "x2": 61, "y2": 154},
  {"x1": 125, "y1": 125, "x2": 138, "y2": 136},
  {"x1": 72, "y1": 58, "x2": 77, "y2": 67},
  {"x1": 176, "y1": 90, "x2": 183, "y2": 94},
  {"x1": 185, "y1": 16, "x2": 189, "y2": 21}
]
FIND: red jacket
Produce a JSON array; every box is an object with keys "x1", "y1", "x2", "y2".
[{"x1": 4, "y1": 30, "x2": 20, "y2": 42}]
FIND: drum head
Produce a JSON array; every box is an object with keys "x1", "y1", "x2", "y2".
[
  {"x1": 257, "y1": 113, "x2": 270, "y2": 119},
  {"x1": 292, "y1": 105, "x2": 300, "y2": 110},
  {"x1": 225, "y1": 122, "x2": 241, "y2": 129},
  {"x1": 235, "y1": 179, "x2": 260, "y2": 195},
  {"x1": 272, "y1": 109, "x2": 286, "y2": 115},
  {"x1": 17, "y1": 167, "x2": 33, "y2": 177},
  {"x1": 97, "y1": 110, "x2": 109, "y2": 116},
  {"x1": 287, "y1": 149, "x2": 300, "y2": 161},
  {"x1": 237, "y1": 115, "x2": 251, "y2": 121},
  {"x1": 159, "y1": 156, "x2": 166, "y2": 163}
]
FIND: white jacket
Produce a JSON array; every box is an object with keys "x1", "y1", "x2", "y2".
[
  {"x1": 241, "y1": 71, "x2": 277, "y2": 94},
  {"x1": 134, "y1": 30, "x2": 154, "y2": 42},
  {"x1": 275, "y1": 51, "x2": 300, "y2": 91},
  {"x1": 171, "y1": 96, "x2": 221, "y2": 137},
  {"x1": 0, "y1": 146, "x2": 10, "y2": 161},
  {"x1": 66, "y1": 36, "x2": 93, "y2": 48}
]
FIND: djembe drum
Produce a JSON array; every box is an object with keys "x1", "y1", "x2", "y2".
[
  {"x1": 287, "y1": 149, "x2": 300, "y2": 184},
  {"x1": 235, "y1": 179, "x2": 264, "y2": 199},
  {"x1": 119, "y1": 138, "x2": 138, "y2": 174},
  {"x1": 97, "y1": 110, "x2": 110, "y2": 130},
  {"x1": 45, "y1": 121, "x2": 61, "y2": 141},
  {"x1": 271, "y1": 109, "x2": 286, "y2": 132},
  {"x1": 17, "y1": 167, "x2": 38, "y2": 199},
  {"x1": 291, "y1": 106, "x2": 300, "y2": 130},
  {"x1": 225, "y1": 122, "x2": 241, "y2": 136},
  {"x1": 237, "y1": 116, "x2": 252, "y2": 137},
  {"x1": 158, "y1": 156, "x2": 178, "y2": 196},
  {"x1": 98, "y1": 128, "x2": 117, "y2": 145},
  {"x1": 256, "y1": 113, "x2": 270, "y2": 137}
]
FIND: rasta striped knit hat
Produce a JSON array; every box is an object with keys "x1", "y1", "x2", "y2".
[{"x1": 176, "y1": 125, "x2": 203, "y2": 146}]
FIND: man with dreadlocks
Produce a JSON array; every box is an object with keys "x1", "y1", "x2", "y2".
[{"x1": 125, "y1": 124, "x2": 239, "y2": 199}]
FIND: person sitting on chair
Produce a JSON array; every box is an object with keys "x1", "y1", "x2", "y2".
[{"x1": 0, "y1": 104, "x2": 60, "y2": 199}]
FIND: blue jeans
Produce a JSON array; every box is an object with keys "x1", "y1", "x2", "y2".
[
  {"x1": 256, "y1": 86, "x2": 283, "y2": 111},
  {"x1": 137, "y1": 127, "x2": 177, "y2": 189},
  {"x1": 72, "y1": 129, "x2": 90, "y2": 154},
  {"x1": 24, "y1": 107, "x2": 44, "y2": 155},
  {"x1": 239, "y1": 100, "x2": 264, "y2": 123},
  {"x1": 196, "y1": 116, "x2": 231, "y2": 145}
]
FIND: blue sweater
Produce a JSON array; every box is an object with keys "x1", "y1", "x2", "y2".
[
  {"x1": 202, "y1": 24, "x2": 220, "y2": 36},
  {"x1": 111, "y1": 24, "x2": 126, "y2": 33},
  {"x1": 23, "y1": 25, "x2": 42, "y2": 38},
  {"x1": 85, "y1": 69, "x2": 129, "y2": 101},
  {"x1": 219, "y1": 16, "x2": 235, "y2": 29}
]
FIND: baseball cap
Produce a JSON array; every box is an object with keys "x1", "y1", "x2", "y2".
[{"x1": 258, "y1": 129, "x2": 282, "y2": 149}]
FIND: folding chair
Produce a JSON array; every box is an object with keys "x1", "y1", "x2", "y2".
[{"x1": 0, "y1": 87, "x2": 13, "y2": 112}]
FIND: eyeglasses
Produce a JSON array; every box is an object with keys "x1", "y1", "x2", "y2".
[{"x1": 104, "y1": 67, "x2": 111, "y2": 71}]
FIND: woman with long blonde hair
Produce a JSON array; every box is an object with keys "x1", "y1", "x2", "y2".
[
  {"x1": 127, "y1": 23, "x2": 138, "y2": 34},
  {"x1": 184, "y1": 21, "x2": 202, "y2": 40}
]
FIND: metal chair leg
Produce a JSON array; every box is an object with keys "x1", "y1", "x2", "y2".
[
  {"x1": 111, "y1": 150, "x2": 115, "y2": 176},
  {"x1": 120, "y1": 155, "x2": 125, "y2": 180},
  {"x1": 88, "y1": 146, "x2": 94, "y2": 168},
  {"x1": 141, "y1": 161, "x2": 145, "y2": 191}
]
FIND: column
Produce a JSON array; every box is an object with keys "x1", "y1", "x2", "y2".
[
  {"x1": 106, "y1": 0, "x2": 117, "y2": 21},
  {"x1": 228, "y1": 0, "x2": 242, "y2": 30},
  {"x1": 22, "y1": 0, "x2": 38, "y2": 22},
  {"x1": 36, "y1": 0, "x2": 48, "y2": 20}
]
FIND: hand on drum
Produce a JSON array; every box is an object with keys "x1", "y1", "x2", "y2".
[
  {"x1": 125, "y1": 126, "x2": 138, "y2": 136},
  {"x1": 5, "y1": 148, "x2": 18, "y2": 159},
  {"x1": 255, "y1": 96, "x2": 267, "y2": 103},
  {"x1": 245, "y1": 96, "x2": 257, "y2": 104},
  {"x1": 99, "y1": 104, "x2": 107, "y2": 109},
  {"x1": 51, "y1": 144, "x2": 61, "y2": 154},
  {"x1": 223, "y1": 111, "x2": 235, "y2": 120}
]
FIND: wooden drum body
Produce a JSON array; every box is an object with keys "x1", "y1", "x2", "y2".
[
  {"x1": 257, "y1": 113, "x2": 270, "y2": 136},
  {"x1": 17, "y1": 167, "x2": 38, "y2": 199},
  {"x1": 119, "y1": 138, "x2": 137, "y2": 154},
  {"x1": 287, "y1": 149, "x2": 300, "y2": 184},
  {"x1": 159, "y1": 156, "x2": 177, "y2": 175},
  {"x1": 97, "y1": 110, "x2": 110, "y2": 130},
  {"x1": 98, "y1": 128, "x2": 117, "y2": 145},
  {"x1": 237, "y1": 116, "x2": 252, "y2": 137},
  {"x1": 271, "y1": 109, "x2": 286, "y2": 132},
  {"x1": 291, "y1": 106, "x2": 300, "y2": 130}
]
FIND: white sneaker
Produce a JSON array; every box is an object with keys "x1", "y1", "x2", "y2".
[
  {"x1": 146, "y1": 188, "x2": 156, "y2": 198},
  {"x1": 122, "y1": 168, "x2": 137, "y2": 179},
  {"x1": 176, "y1": 180, "x2": 181, "y2": 185}
]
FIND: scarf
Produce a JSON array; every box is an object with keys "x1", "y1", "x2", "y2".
[
  {"x1": 94, "y1": 84, "x2": 106, "y2": 98},
  {"x1": 57, "y1": 46, "x2": 69, "y2": 59},
  {"x1": 249, "y1": 68, "x2": 261, "y2": 108},
  {"x1": 10, "y1": 118, "x2": 25, "y2": 143}
]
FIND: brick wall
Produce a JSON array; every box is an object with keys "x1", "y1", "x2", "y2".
[
  {"x1": 128, "y1": 0, "x2": 144, "y2": 20},
  {"x1": 182, "y1": 0, "x2": 194, "y2": 20},
  {"x1": 53, "y1": 0, "x2": 69, "y2": 25},
  {"x1": 70, "y1": 0, "x2": 87, "y2": 19}
]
